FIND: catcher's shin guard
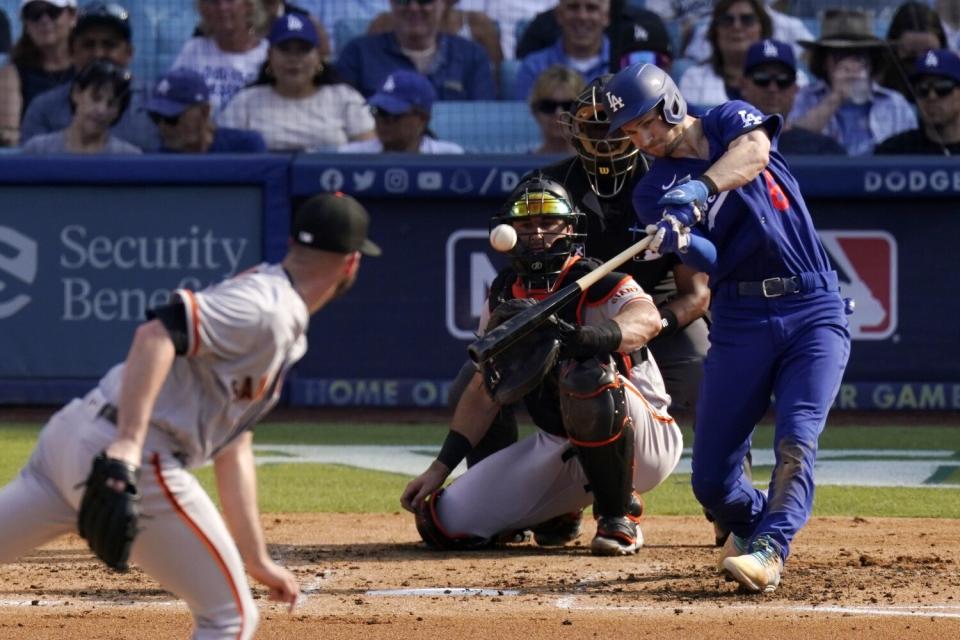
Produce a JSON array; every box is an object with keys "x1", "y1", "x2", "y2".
[
  {"x1": 414, "y1": 489, "x2": 493, "y2": 551},
  {"x1": 559, "y1": 356, "x2": 635, "y2": 518}
]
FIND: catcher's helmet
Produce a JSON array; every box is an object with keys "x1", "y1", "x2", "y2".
[
  {"x1": 491, "y1": 175, "x2": 585, "y2": 290},
  {"x1": 603, "y1": 63, "x2": 687, "y2": 134},
  {"x1": 560, "y1": 74, "x2": 645, "y2": 198}
]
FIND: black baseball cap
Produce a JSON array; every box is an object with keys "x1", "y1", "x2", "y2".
[
  {"x1": 293, "y1": 193, "x2": 381, "y2": 257},
  {"x1": 75, "y1": 2, "x2": 132, "y2": 41}
]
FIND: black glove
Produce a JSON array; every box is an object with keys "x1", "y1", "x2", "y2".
[
  {"x1": 77, "y1": 452, "x2": 141, "y2": 571},
  {"x1": 559, "y1": 319, "x2": 622, "y2": 360}
]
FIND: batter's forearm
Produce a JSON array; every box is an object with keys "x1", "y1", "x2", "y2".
[{"x1": 702, "y1": 131, "x2": 770, "y2": 192}]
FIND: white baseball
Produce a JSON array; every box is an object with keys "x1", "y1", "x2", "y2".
[{"x1": 489, "y1": 224, "x2": 517, "y2": 252}]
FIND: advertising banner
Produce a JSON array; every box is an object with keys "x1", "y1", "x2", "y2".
[{"x1": 0, "y1": 185, "x2": 263, "y2": 377}]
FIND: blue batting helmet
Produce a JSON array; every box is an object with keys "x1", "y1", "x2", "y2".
[{"x1": 603, "y1": 63, "x2": 687, "y2": 133}]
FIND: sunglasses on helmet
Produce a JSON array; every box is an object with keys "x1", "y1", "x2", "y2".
[
  {"x1": 748, "y1": 71, "x2": 796, "y2": 89},
  {"x1": 508, "y1": 192, "x2": 575, "y2": 217},
  {"x1": 913, "y1": 78, "x2": 958, "y2": 99}
]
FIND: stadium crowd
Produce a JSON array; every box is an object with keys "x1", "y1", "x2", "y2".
[{"x1": 1, "y1": 0, "x2": 959, "y2": 156}]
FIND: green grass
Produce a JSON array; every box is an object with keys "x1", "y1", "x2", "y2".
[{"x1": 1, "y1": 421, "x2": 958, "y2": 518}]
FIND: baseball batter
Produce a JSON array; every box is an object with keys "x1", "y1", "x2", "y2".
[
  {"x1": 603, "y1": 63, "x2": 851, "y2": 592},
  {"x1": 401, "y1": 177, "x2": 682, "y2": 555},
  {"x1": 0, "y1": 193, "x2": 380, "y2": 638}
]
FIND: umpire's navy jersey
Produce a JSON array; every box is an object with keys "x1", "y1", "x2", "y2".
[{"x1": 631, "y1": 100, "x2": 832, "y2": 286}]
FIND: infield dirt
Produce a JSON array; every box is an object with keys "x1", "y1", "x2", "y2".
[{"x1": 0, "y1": 513, "x2": 958, "y2": 639}]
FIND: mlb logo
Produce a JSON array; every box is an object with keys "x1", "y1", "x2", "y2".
[{"x1": 819, "y1": 230, "x2": 897, "y2": 340}]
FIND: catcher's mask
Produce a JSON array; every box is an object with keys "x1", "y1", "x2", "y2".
[
  {"x1": 491, "y1": 176, "x2": 585, "y2": 291},
  {"x1": 560, "y1": 75, "x2": 645, "y2": 198}
]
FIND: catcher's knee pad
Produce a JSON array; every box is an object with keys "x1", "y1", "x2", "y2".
[
  {"x1": 558, "y1": 356, "x2": 628, "y2": 444},
  {"x1": 558, "y1": 357, "x2": 635, "y2": 518},
  {"x1": 414, "y1": 489, "x2": 493, "y2": 551}
]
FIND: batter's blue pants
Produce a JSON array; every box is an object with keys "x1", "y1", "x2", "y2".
[{"x1": 691, "y1": 288, "x2": 850, "y2": 561}]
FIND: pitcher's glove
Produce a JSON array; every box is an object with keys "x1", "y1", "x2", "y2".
[{"x1": 77, "y1": 452, "x2": 141, "y2": 571}]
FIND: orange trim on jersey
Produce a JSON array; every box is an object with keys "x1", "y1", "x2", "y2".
[
  {"x1": 253, "y1": 376, "x2": 269, "y2": 401},
  {"x1": 180, "y1": 289, "x2": 201, "y2": 357},
  {"x1": 584, "y1": 275, "x2": 635, "y2": 307},
  {"x1": 151, "y1": 454, "x2": 247, "y2": 640},
  {"x1": 622, "y1": 378, "x2": 676, "y2": 425}
]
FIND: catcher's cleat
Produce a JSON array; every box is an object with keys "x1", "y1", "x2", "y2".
[
  {"x1": 591, "y1": 516, "x2": 642, "y2": 556},
  {"x1": 716, "y1": 531, "x2": 749, "y2": 572},
  {"x1": 532, "y1": 509, "x2": 584, "y2": 547},
  {"x1": 721, "y1": 536, "x2": 783, "y2": 593}
]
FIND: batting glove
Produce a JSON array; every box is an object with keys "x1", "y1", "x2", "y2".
[
  {"x1": 646, "y1": 216, "x2": 691, "y2": 255},
  {"x1": 657, "y1": 179, "x2": 709, "y2": 227}
]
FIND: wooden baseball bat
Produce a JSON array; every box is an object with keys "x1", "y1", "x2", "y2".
[{"x1": 468, "y1": 233, "x2": 655, "y2": 364}]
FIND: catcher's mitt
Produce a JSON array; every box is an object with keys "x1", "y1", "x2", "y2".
[
  {"x1": 77, "y1": 452, "x2": 141, "y2": 571},
  {"x1": 481, "y1": 298, "x2": 561, "y2": 405}
]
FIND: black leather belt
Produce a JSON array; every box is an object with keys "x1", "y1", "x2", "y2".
[{"x1": 737, "y1": 276, "x2": 801, "y2": 298}]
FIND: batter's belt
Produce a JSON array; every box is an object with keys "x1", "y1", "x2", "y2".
[{"x1": 717, "y1": 270, "x2": 839, "y2": 299}]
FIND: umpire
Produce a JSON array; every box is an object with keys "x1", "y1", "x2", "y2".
[{"x1": 547, "y1": 74, "x2": 710, "y2": 415}]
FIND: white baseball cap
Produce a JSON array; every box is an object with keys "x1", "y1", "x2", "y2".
[{"x1": 21, "y1": 0, "x2": 78, "y2": 9}]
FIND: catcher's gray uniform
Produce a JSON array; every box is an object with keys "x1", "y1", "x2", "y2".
[
  {"x1": 0, "y1": 263, "x2": 307, "y2": 640},
  {"x1": 436, "y1": 272, "x2": 683, "y2": 539}
]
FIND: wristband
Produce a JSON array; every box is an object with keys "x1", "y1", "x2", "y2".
[
  {"x1": 699, "y1": 174, "x2": 719, "y2": 197},
  {"x1": 578, "y1": 318, "x2": 623, "y2": 356},
  {"x1": 658, "y1": 307, "x2": 680, "y2": 338},
  {"x1": 437, "y1": 430, "x2": 472, "y2": 470}
]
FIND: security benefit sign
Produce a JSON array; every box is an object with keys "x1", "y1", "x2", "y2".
[{"x1": 0, "y1": 186, "x2": 262, "y2": 377}]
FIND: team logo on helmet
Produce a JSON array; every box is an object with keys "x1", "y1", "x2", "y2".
[{"x1": 605, "y1": 91, "x2": 625, "y2": 112}]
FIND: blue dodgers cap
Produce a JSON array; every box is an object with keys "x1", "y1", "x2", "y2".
[
  {"x1": 368, "y1": 70, "x2": 437, "y2": 115},
  {"x1": 744, "y1": 39, "x2": 797, "y2": 74},
  {"x1": 268, "y1": 13, "x2": 319, "y2": 47},
  {"x1": 145, "y1": 68, "x2": 210, "y2": 117},
  {"x1": 911, "y1": 49, "x2": 960, "y2": 83}
]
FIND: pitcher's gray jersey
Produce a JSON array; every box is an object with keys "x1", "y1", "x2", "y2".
[{"x1": 98, "y1": 263, "x2": 309, "y2": 467}]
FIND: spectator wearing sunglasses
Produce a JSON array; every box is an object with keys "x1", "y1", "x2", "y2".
[
  {"x1": 877, "y1": 49, "x2": 960, "y2": 155},
  {"x1": 338, "y1": 69, "x2": 463, "y2": 153},
  {"x1": 740, "y1": 39, "x2": 843, "y2": 155},
  {"x1": 336, "y1": 0, "x2": 494, "y2": 101},
  {"x1": 19, "y1": 2, "x2": 161, "y2": 151},
  {"x1": 218, "y1": 14, "x2": 373, "y2": 151},
  {"x1": 0, "y1": 0, "x2": 77, "y2": 146},
  {"x1": 22, "y1": 58, "x2": 138, "y2": 153},
  {"x1": 671, "y1": 1, "x2": 813, "y2": 64},
  {"x1": 528, "y1": 64, "x2": 584, "y2": 155},
  {"x1": 145, "y1": 67, "x2": 265, "y2": 153},
  {"x1": 515, "y1": 0, "x2": 609, "y2": 100},
  {"x1": 790, "y1": 9, "x2": 916, "y2": 156},
  {"x1": 677, "y1": 0, "x2": 772, "y2": 108}
]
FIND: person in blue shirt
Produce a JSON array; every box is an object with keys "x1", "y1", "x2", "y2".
[
  {"x1": 335, "y1": 0, "x2": 494, "y2": 100},
  {"x1": 602, "y1": 63, "x2": 851, "y2": 594},
  {"x1": 18, "y1": 1, "x2": 161, "y2": 151},
  {"x1": 514, "y1": 0, "x2": 611, "y2": 100},
  {"x1": 145, "y1": 68, "x2": 265, "y2": 153}
]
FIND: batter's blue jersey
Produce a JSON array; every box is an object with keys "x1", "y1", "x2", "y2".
[{"x1": 632, "y1": 100, "x2": 832, "y2": 285}]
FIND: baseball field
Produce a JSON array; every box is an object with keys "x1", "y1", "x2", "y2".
[{"x1": 0, "y1": 412, "x2": 958, "y2": 639}]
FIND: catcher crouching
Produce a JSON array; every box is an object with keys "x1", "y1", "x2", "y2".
[{"x1": 401, "y1": 176, "x2": 683, "y2": 555}]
